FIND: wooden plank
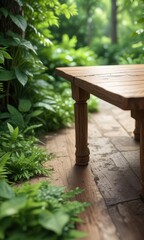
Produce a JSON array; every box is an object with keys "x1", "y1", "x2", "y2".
[
  {"x1": 110, "y1": 136, "x2": 139, "y2": 152},
  {"x1": 111, "y1": 108, "x2": 134, "y2": 136},
  {"x1": 91, "y1": 113, "x2": 130, "y2": 137},
  {"x1": 90, "y1": 151, "x2": 140, "y2": 205},
  {"x1": 109, "y1": 200, "x2": 144, "y2": 240},
  {"x1": 42, "y1": 97, "x2": 144, "y2": 239},
  {"x1": 88, "y1": 102, "x2": 140, "y2": 205},
  {"x1": 45, "y1": 128, "x2": 119, "y2": 240},
  {"x1": 122, "y1": 151, "x2": 140, "y2": 178}
]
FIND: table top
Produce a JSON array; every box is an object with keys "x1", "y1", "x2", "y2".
[{"x1": 56, "y1": 64, "x2": 144, "y2": 110}]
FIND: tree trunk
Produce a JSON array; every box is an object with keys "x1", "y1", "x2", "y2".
[
  {"x1": 0, "y1": 0, "x2": 23, "y2": 36},
  {"x1": 111, "y1": 0, "x2": 118, "y2": 44}
]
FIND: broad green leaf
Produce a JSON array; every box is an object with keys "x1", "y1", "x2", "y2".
[
  {"x1": 20, "y1": 40, "x2": 37, "y2": 54},
  {"x1": 7, "y1": 122, "x2": 14, "y2": 134},
  {"x1": 7, "y1": 104, "x2": 24, "y2": 127},
  {"x1": 27, "y1": 110, "x2": 43, "y2": 118},
  {"x1": 0, "y1": 35, "x2": 19, "y2": 47},
  {"x1": 39, "y1": 211, "x2": 69, "y2": 235},
  {"x1": 9, "y1": 14, "x2": 27, "y2": 32},
  {"x1": 0, "y1": 181, "x2": 15, "y2": 200},
  {"x1": 11, "y1": 127, "x2": 19, "y2": 141},
  {"x1": 34, "y1": 102, "x2": 55, "y2": 112},
  {"x1": 18, "y1": 99, "x2": 32, "y2": 112},
  {"x1": 0, "y1": 112, "x2": 10, "y2": 119},
  {"x1": 1, "y1": 50, "x2": 12, "y2": 60},
  {"x1": 0, "y1": 70, "x2": 15, "y2": 81},
  {"x1": 0, "y1": 8, "x2": 8, "y2": 18},
  {"x1": 0, "y1": 196, "x2": 27, "y2": 218},
  {"x1": 15, "y1": 68, "x2": 28, "y2": 86},
  {"x1": 7, "y1": 104, "x2": 20, "y2": 116},
  {"x1": 23, "y1": 124, "x2": 42, "y2": 134},
  {"x1": 0, "y1": 52, "x2": 4, "y2": 63}
]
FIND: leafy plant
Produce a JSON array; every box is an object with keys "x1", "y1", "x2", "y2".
[
  {"x1": 0, "y1": 0, "x2": 85, "y2": 133},
  {"x1": 0, "y1": 123, "x2": 53, "y2": 182},
  {"x1": 0, "y1": 181, "x2": 88, "y2": 240},
  {"x1": 0, "y1": 153, "x2": 10, "y2": 182}
]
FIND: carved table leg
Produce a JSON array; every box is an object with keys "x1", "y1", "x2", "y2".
[
  {"x1": 140, "y1": 121, "x2": 144, "y2": 197},
  {"x1": 72, "y1": 83, "x2": 90, "y2": 165},
  {"x1": 131, "y1": 110, "x2": 144, "y2": 197},
  {"x1": 134, "y1": 119, "x2": 140, "y2": 141}
]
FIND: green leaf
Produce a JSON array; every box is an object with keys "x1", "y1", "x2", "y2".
[
  {"x1": 0, "y1": 152, "x2": 11, "y2": 166},
  {"x1": 0, "y1": 52, "x2": 4, "y2": 64},
  {"x1": 7, "y1": 104, "x2": 24, "y2": 127},
  {"x1": 39, "y1": 211, "x2": 69, "y2": 235},
  {"x1": 0, "y1": 8, "x2": 8, "y2": 18},
  {"x1": 9, "y1": 14, "x2": 27, "y2": 32},
  {"x1": 1, "y1": 50, "x2": 12, "y2": 60},
  {"x1": 14, "y1": 0, "x2": 23, "y2": 7},
  {"x1": 18, "y1": 99, "x2": 32, "y2": 112},
  {"x1": 27, "y1": 110, "x2": 43, "y2": 118},
  {"x1": 7, "y1": 122, "x2": 14, "y2": 134},
  {"x1": 20, "y1": 40, "x2": 37, "y2": 54},
  {"x1": 34, "y1": 102, "x2": 55, "y2": 112},
  {"x1": 0, "y1": 181, "x2": 15, "y2": 200},
  {"x1": 15, "y1": 68, "x2": 28, "y2": 86},
  {"x1": 0, "y1": 112, "x2": 10, "y2": 119},
  {"x1": 0, "y1": 196, "x2": 27, "y2": 218},
  {"x1": 23, "y1": 124, "x2": 42, "y2": 134},
  {"x1": 0, "y1": 70, "x2": 15, "y2": 81},
  {"x1": 6, "y1": 123, "x2": 19, "y2": 140}
]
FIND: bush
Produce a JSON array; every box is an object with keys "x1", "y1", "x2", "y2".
[
  {"x1": 0, "y1": 181, "x2": 88, "y2": 240},
  {"x1": 0, "y1": 123, "x2": 52, "y2": 182}
]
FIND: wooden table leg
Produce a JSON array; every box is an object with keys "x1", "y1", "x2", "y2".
[
  {"x1": 134, "y1": 119, "x2": 140, "y2": 141},
  {"x1": 72, "y1": 83, "x2": 90, "y2": 165},
  {"x1": 131, "y1": 110, "x2": 144, "y2": 197},
  {"x1": 140, "y1": 121, "x2": 144, "y2": 197}
]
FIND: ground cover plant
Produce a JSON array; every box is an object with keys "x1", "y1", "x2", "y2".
[
  {"x1": 0, "y1": 122, "x2": 89, "y2": 239},
  {"x1": 0, "y1": 181, "x2": 88, "y2": 240},
  {"x1": 0, "y1": 123, "x2": 53, "y2": 182}
]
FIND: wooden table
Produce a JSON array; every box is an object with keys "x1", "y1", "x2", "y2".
[{"x1": 56, "y1": 64, "x2": 144, "y2": 195}]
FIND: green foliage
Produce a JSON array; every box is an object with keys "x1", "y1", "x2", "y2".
[
  {"x1": 0, "y1": 47, "x2": 12, "y2": 64},
  {"x1": 0, "y1": 153, "x2": 10, "y2": 182},
  {"x1": 0, "y1": 181, "x2": 15, "y2": 199},
  {"x1": 53, "y1": 0, "x2": 144, "y2": 65},
  {"x1": 0, "y1": 181, "x2": 88, "y2": 240},
  {"x1": 0, "y1": 99, "x2": 55, "y2": 134},
  {"x1": 0, "y1": 123, "x2": 52, "y2": 182},
  {"x1": 24, "y1": 0, "x2": 77, "y2": 45},
  {"x1": 0, "y1": 0, "x2": 93, "y2": 133},
  {"x1": 40, "y1": 34, "x2": 99, "y2": 71}
]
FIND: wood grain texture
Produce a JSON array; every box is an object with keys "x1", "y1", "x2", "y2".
[
  {"x1": 72, "y1": 84, "x2": 90, "y2": 165},
  {"x1": 131, "y1": 110, "x2": 144, "y2": 196},
  {"x1": 133, "y1": 119, "x2": 140, "y2": 141},
  {"x1": 109, "y1": 200, "x2": 144, "y2": 240},
  {"x1": 43, "y1": 100, "x2": 144, "y2": 240},
  {"x1": 45, "y1": 128, "x2": 119, "y2": 240},
  {"x1": 56, "y1": 64, "x2": 144, "y2": 110}
]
